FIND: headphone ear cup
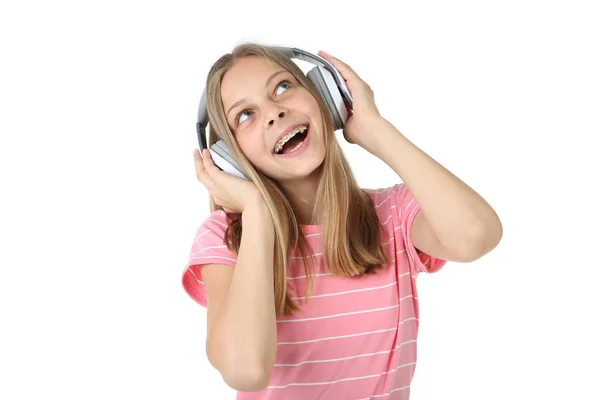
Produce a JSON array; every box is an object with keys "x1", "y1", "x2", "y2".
[
  {"x1": 209, "y1": 140, "x2": 249, "y2": 180},
  {"x1": 307, "y1": 66, "x2": 348, "y2": 131}
]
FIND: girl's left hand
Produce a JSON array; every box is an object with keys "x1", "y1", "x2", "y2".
[{"x1": 317, "y1": 50, "x2": 383, "y2": 147}]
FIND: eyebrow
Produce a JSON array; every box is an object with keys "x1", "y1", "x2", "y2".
[{"x1": 226, "y1": 70, "x2": 288, "y2": 120}]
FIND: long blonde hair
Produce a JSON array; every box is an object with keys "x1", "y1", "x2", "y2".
[{"x1": 204, "y1": 42, "x2": 392, "y2": 317}]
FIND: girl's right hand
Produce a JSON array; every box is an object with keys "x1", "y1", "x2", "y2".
[{"x1": 193, "y1": 148, "x2": 263, "y2": 214}]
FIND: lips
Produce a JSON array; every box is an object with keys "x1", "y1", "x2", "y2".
[{"x1": 272, "y1": 123, "x2": 309, "y2": 152}]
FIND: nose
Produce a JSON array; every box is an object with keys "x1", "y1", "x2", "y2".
[{"x1": 267, "y1": 107, "x2": 286, "y2": 128}]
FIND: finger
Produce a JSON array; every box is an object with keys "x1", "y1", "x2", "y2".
[
  {"x1": 202, "y1": 149, "x2": 221, "y2": 177},
  {"x1": 195, "y1": 149, "x2": 215, "y2": 190},
  {"x1": 194, "y1": 149, "x2": 207, "y2": 181},
  {"x1": 318, "y1": 50, "x2": 358, "y2": 80}
]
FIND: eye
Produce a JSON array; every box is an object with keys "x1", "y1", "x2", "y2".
[
  {"x1": 234, "y1": 80, "x2": 292, "y2": 126},
  {"x1": 236, "y1": 109, "x2": 253, "y2": 125},
  {"x1": 275, "y1": 80, "x2": 291, "y2": 95}
]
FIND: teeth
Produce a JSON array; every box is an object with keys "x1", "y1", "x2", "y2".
[{"x1": 273, "y1": 125, "x2": 308, "y2": 154}]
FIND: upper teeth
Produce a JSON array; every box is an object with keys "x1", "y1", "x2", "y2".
[{"x1": 273, "y1": 125, "x2": 308, "y2": 154}]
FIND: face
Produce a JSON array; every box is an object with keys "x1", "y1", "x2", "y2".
[{"x1": 220, "y1": 56, "x2": 326, "y2": 183}]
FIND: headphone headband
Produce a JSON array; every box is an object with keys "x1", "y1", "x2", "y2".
[{"x1": 196, "y1": 45, "x2": 352, "y2": 147}]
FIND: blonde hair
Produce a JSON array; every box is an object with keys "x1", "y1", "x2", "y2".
[{"x1": 204, "y1": 42, "x2": 392, "y2": 317}]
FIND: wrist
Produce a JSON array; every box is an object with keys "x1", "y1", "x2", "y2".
[
  {"x1": 243, "y1": 199, "x2": 272, "y2": 224},
  {"x1": 362, "y1": 117, "x2": 402, "y2": 157},
  {"x1": 243, "y1": 204, "x2": 274, "y2": 238}
]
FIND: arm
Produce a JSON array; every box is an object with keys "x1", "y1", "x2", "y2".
[
  {"x1": 313, "y1": 51, "x2": 502, "y2": 262},
  {"x1": 365, "y1": 118, "x2": 503, "y2": 262},
  {"x1": 203, "y1": 200, "x2": 277, "y2": 391}
]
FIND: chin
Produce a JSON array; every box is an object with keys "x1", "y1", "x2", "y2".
[{"x1": 271, "y1": 155, "x2": 324, "y2": 182}]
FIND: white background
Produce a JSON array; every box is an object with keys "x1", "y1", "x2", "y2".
[{"x1": 1, "y1": 0, "x2": 598, "y2": 399}]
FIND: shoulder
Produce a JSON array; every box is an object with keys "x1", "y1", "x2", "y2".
[
  {"x1": 182, "y1": 210, "x2": 237, "y2": 307},
  {"x1": 188, "y1": 209, "x2": 236, "y2": 262},
  {"x1": 191, "y1": 209, "x2": 234, "y2": 243},
  {"x1": 363, "y1": 183, "x2": 407, "y2": 212},
  {"x1": 200, "y1": 209, "x2": 230, "y2": 231}
]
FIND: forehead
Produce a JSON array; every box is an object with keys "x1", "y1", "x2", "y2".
[{"x1": 221, "y1": 56, "x2": 286, "y2": 105}]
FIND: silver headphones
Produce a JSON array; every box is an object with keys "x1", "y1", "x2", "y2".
[{"x1": 196, "y1": 45, "x2": 353, "y2": 180}]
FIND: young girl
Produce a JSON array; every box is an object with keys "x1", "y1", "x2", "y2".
[{"x1": 182, "y1": 43, "x2": 502, "y2": 399}]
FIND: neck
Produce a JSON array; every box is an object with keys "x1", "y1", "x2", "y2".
[{"x1": 279, "y1": 171, "x2": 320, "y2": 225}]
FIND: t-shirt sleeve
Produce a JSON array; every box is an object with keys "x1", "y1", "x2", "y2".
[
  {"x1": 392, "y1": 183, "x2": 447, "y2": 275},
  {"x1": 181, "y1": 210, "x2": 237, "y2": 308}
]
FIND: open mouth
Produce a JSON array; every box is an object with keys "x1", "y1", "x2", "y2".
[{"x1": 273, "y1": 124, "x2": 309, "y2": 155}]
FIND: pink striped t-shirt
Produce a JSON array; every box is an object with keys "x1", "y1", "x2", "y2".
[{"x1": 181, "y1": 183, "x2": 447, "y2": 399}]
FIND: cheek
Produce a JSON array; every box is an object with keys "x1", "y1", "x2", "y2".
[
  {"x1": 238, "y1": 130, "x2": 268, "y2": 162},
  {"x1": 300, "y1": 92, "x2": 320, "y2": 113},
  {"x1": 302, "y1": 95, "x2": 324, "y2": 132},
  {"x1": 299, "y1": 94, "x2": 323, "y2": 130}
]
